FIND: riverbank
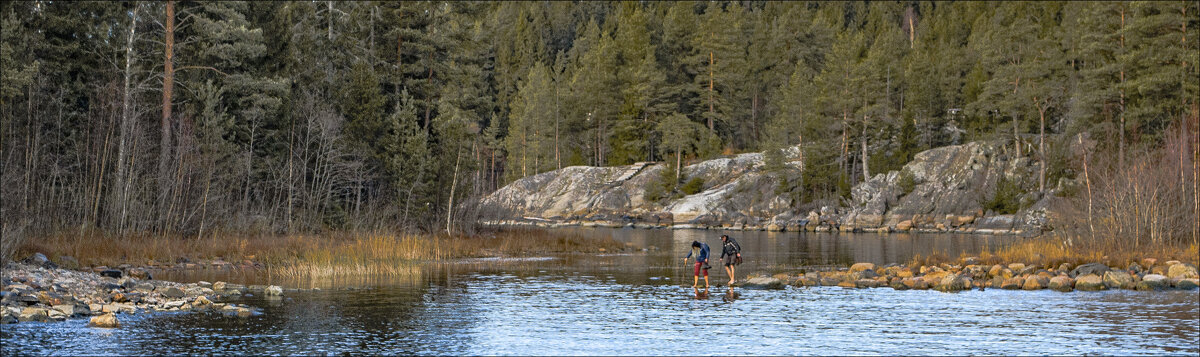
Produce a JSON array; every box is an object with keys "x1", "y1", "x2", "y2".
[
  {"x1": 736, "y1": 239, "x2": 1199, "y2": 293},
  {"x1": 1, "y1": 260, "x2": 269, "y2": 326}
]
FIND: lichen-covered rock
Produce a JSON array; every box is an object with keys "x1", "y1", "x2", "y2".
[
  {"x1": 1048, "y1": 276, "x2": 1074, "y2": 292},
  {"x1": 1167, "y1": 263, "x2": 1198, "y2": 280},
  {"x1": 1074, "y1": 274, "x2": 1104, "y2": 291},
  {"x1": 935, "y1": 274, "x2": 971, "y2": 292},
  {"x1": 1137, "y1": 274, "x2": 1170, "y2": 291},
  {"x1": 741, "y1": 276, "x2": 785, "y2": 290},
  {"x1": 88, "y1": 313, "x2": 119, "y2": 328},
  {"x1": 850, "y1": 262, "x2": 876, "y2": 273},
  {"x1": 479, "y1": 141, "x2": 1044, "y2": 232},
  {"x1": 1102, "y1": 271, "x2": 1133, "y2": 289}
]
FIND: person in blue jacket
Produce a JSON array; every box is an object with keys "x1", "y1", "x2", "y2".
[{"x1": 682, "y1": 240, "x2": 711, "y2": 289}]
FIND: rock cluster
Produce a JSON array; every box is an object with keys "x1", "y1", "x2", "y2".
[
  {"x1": 763, "y1": 259, "x2": 1199, "y2": 293},
  {"x1": 1, "y1": 257, "x2": 281, "y2": 326}
]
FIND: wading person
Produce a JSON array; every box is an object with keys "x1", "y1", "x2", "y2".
[
  {"x1": 682, "y1": 240, "x2": 711, "y2": 290},
  {"x1": 720, "y1": 234, "x2": 742, "y2": 285}
]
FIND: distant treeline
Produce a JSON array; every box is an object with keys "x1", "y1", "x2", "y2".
[{"x1": 1, "y1": 1, "x2": 1196, "y2": 238}]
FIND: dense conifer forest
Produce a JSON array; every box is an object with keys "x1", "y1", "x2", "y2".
[{"x1": 2, "y1": 1, "x2": 1196, "y2": 239}]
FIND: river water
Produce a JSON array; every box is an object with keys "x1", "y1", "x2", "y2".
[{"x1": 3, "y1": 228, "x2": 1198, "y2": 355}]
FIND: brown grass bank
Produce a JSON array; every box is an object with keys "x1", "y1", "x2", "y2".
[
  {"x1": 909, "y1": 238, "x2": 1198, "y2": 269},
  {"x1": 11, "y1": 228, "x2": 626, "y2": 278}
]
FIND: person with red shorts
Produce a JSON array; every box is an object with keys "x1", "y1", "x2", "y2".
[{"x1": 682, "y1": 240, "x2": 711, "y2": 289}]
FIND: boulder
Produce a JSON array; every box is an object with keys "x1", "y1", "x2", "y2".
[
  {"x1": 1071, "y1": 263, "x2": 1110, "y2": 278},
  {"x1": 850, "y1": 263, "x2": 876, "y2": 273},
  {"x1": 160, "y1": 287, "x2": 185, "y2": 298},
  {"x1": 1137, "y1": 274, "x2": 1170, "y2": 291},
  {"x1": 25, "y1": 253, "x2": 51, "y2": 267},
  {"x1": 1022, "y1": 275, "x2": 1047, "y2": 290},
  {"x1": 1074, "y1": 274, "x2": 1105, "y2": 291},
  {"x1": 1102, "y1": 271, "x2": 1133, "y2": 289},
  {"x1": 1000, "y1": 277, "x2": 1022, "y2": 290},
  {"x1": 264, "y1": 285, "x2": 283, "y2": 296},
  {"x1": 1007, "y1": 263, "x2": 1026, "y2": 272},
  {"x1": 896, "y1": 220, "x2": 913, "y2": 231},
  {"x1": 935, "y1": 274, "x2": 971, "y2": 292},
  {"x1": 51, "y1": 304, "x2": 76, "y2": 317},
  {"x1": 1048, "y1": 276, "x2": 1074, "y2": 292},
  {"x1": 741, "y1": 277, "x2": 785, "y2": 290},
  {"x1": 18, "y1": 307, "x2": 49, "y2": 322},
  {"x1": 852, "y1": 269, "x2": 879, "y2": 280},
  {"x1": 988, "y1": 265, "x2": 1003, "y2": 278},
  {"x1": 854, "y1": 279, "x2": 880, "y2": 288},
  {"x1": 1166, "y1": 263, "x2": 1198, "y2": 280},
  {"x1": 89, "y1": 313, "x2": 119, "y2": 328},
  {"x1": 213, "y1": 281, "x2": 227, "y2": 291},
  {"x1": 1176, "y1": 279, "x2": 1199, "y2": 290},
  {"x1": 99, "y1": 270, "x2": 122, "y2": 279}
]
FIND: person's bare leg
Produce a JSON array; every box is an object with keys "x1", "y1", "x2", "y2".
[
  {"x1": 704, "y1": 274, "x2": 709, "y2": 289},
  {"x1": 729, "y1": 265, "x2": 737, "y2": 285},
  {"x1": 692, "y1": 275, "x2": 698, "y2": 288},
  {"x1": 724, "y1": 265, "x2": 733, "y2": 284}
]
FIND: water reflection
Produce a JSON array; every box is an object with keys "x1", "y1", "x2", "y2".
[{"x1": 3, "y1": 264, "x2": 1197, "y2": 355}]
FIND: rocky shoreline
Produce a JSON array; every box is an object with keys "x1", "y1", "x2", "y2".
[
  {"x1": 1, "y1": 254, "x2": 284, "y2": 327},
  {"x1": 478, "y1": 218, "x2": 1029, "y2": 235},
  {"x1": 737, "y1": 259, "x2": 1200, "y2": 292}
]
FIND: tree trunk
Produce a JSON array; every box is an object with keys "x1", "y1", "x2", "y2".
[
  {"x1": 1119, "y1": 6, "x2": 1126, "y2": 169},
  {"x1": 708, "y1": 41, "x2": 715, "y2": 131},
  {"x1": 446, "y1": 147, "x2": 462, "y2": 235},
  {"x1": 115, "y1": 4, "x2": 139, "y2": 230},
  {"x1": 160, "y1": 0, "x2": 175, "y2": 218},
  {"x1": 425, "y1": 52, "x2": 433, "y2": 134},
  {"x1": 860, "y1": 116, "x2": 870, "y2": 180},
  {"x1": 555, "y1": 82, "x2": 561, "y2": 170},
  {"x1": 676, "y1": 148, "x2": 682, "y2": 181},
  {"x1": 1038, "y1": 102, "x2": 1046, "y2": 192}
]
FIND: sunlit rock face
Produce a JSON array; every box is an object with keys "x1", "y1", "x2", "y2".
[{"x1": 480, "y1": 141, "x2": 1047, "y2": 234}]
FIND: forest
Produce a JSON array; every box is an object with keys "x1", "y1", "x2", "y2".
[{"x1": 1, "y1": 1, "x2": 1197, "y2": 245}]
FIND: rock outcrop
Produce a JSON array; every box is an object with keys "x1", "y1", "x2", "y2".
[{"x1": 479, "y1": 141, "x2": 1047, "y2": 234}]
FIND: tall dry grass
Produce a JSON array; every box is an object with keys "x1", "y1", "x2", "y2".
[{"x1": 11, "y1": 228, "x2": 625, "y2": 278}]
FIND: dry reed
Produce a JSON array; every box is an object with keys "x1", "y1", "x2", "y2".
[{"x1": 12, "y1": 228, "x2": 625, "y2": 278}]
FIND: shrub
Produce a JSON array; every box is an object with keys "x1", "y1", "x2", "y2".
[
  {"x1": 898, "y1": 169, "x2": 917, "y2": 196},
  {"x1": 681, "y1": 177, "x2": 705, "y2": 195},
  {"x1": 983, "y1": 175, "x2": 1022, "y2": 214}
]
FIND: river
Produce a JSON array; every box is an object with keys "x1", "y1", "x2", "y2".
[{"x1": 3, "y1": 228, "x2": 1197, "y2": 355}]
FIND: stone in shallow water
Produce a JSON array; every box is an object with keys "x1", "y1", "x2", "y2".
[
  {"x1": 1137, "y1": 274, "x2": 1169, "y2": 291},
  {"x1": 1103, "y1": 271, "x2": 1133, "y2": 289},
  {"x1": 161, "y1": 287, "x2": 185, "y2": 298},
  {"x1": 1022, "y1": 275, "x2": 1047, "y2": 290},
  {"x1": 264, "y1": 285, "x2": 283, "y2": 296},
  {"x1": 1048, "y1": 276, "x2": 1074, "y2": 292},
  {"x1": 89, "y1": 313, "x2": 119, "y2": 328},
  {"x1": 1175, "y1": 279, "x2": 1199, "y2": 290},
  {"x1": 742, "y1": 277, "x2": 785, "y2": 290},
  {"x1": 1075, "y1": 274, "x2": 1104, "y2": 291},
  {"x1": 18, "y1": 307, "x2": 48, "y2": 322}
]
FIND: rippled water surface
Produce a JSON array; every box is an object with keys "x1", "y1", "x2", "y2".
[{"x1": 3, "y1": 229, "x2": 1198, "y2": 355}]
